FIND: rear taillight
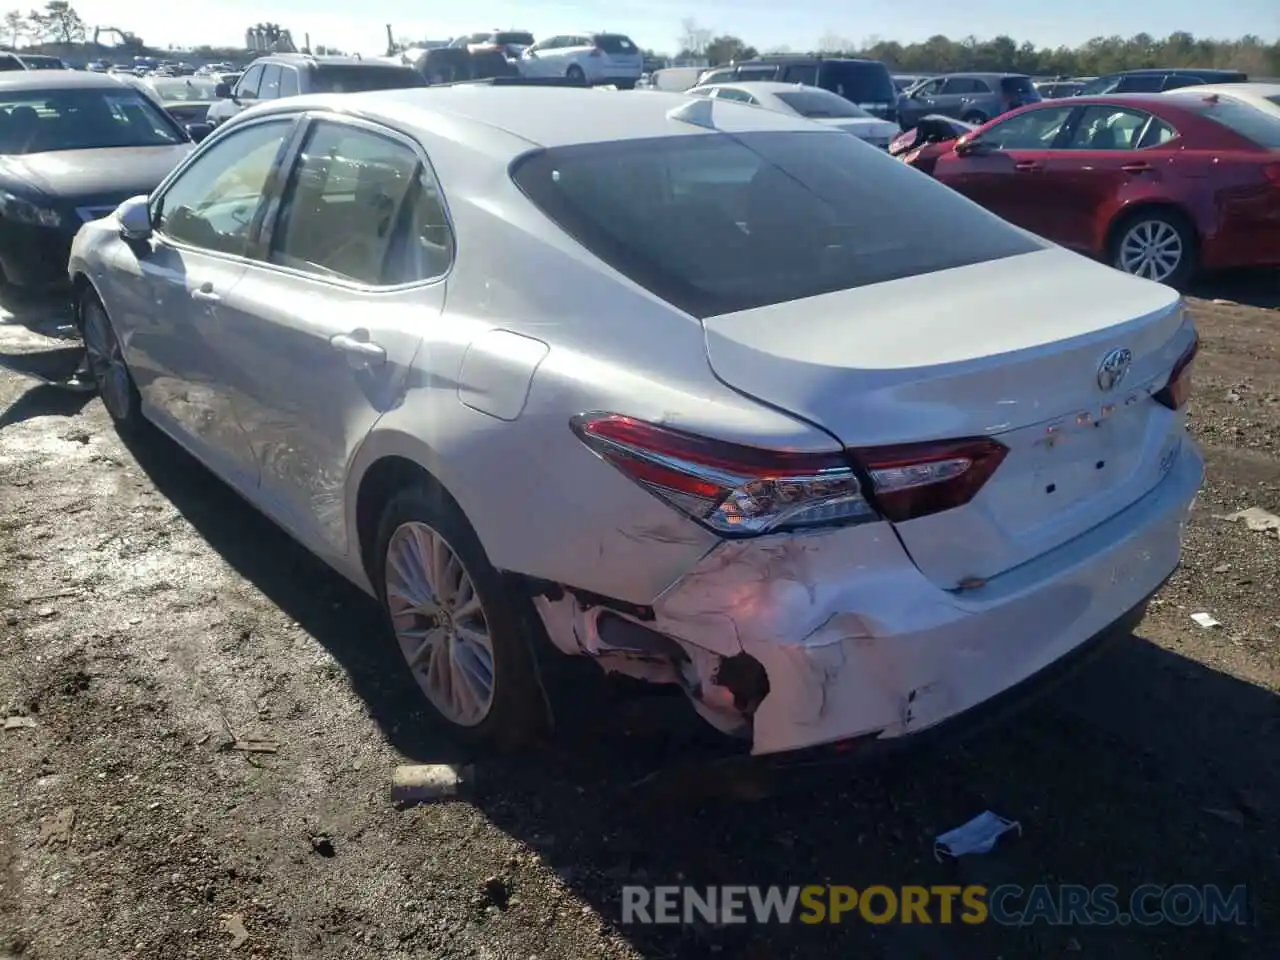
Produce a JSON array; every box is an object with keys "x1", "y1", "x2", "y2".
[
  {"x1": 850, "y1": 438, "x2": 1008, "y2": 523},
  {"x1": 1154, "y1": 333, "x2": 1200, "y2": 410},
  {"x1": 572, "y1": 414, "x2": 1008, "y2": 536}
]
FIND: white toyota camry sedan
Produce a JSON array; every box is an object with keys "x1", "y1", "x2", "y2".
[{"x1": 68, "y1": 83, "x2": 1204, "y2": 759}]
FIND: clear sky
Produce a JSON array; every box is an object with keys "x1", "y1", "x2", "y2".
[{"x1": 75, "y1": 0, "x2": 1280, "y2": 56}]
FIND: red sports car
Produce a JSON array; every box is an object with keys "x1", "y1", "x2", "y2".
[{"x1": 908, "y1": 92, "x2": 1280, "y2": 287}]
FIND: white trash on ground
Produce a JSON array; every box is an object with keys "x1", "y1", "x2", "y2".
[{"x1": 934, "y1": 810, "x2": 1022, "y2": 861}]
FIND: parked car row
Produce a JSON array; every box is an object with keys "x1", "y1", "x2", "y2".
[
  {"x1": 2, "y1": 75, "x2": 1203, "y2": 765},
  {"x1": 891, "y1": 85, "x2": 1280, "y2": 286}
]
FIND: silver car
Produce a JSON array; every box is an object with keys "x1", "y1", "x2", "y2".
[{"x1": 68, "y1": 87, "x2": 1202, "y2": 759}]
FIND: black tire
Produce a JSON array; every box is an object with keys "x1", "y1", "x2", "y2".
[
  {"x1": 961, "y1": 111, "x2": 988, "y2": 124},
  {"x1": 373, "y1": 483, "x2": 544, "y2": 753},
  {"x1": 565, "y1": 64, "x2": 586, "y2": 84},
  {"x1": 79, "y1": 287, "x2": 143, "y2": 432},
  {"x1": 1107, "y1": 208, "x2": 1198, "y2": 289}
]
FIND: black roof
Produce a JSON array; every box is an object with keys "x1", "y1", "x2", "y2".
[
  {"x1": 1109, "y1": 67, "x2": 1245, "y2": 77},
  {"x1": 0, "y1": 70, "x2": 130, "y2": 91},
  {"x1": 743, "y1": 55, "x2": 886, "y2": 66}
]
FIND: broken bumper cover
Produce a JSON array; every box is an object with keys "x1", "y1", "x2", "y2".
[{"x1": 648, "y1": 438, "x2": 1204, "y2": 757}]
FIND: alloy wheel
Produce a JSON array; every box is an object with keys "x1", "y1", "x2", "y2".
[
  {"x1": 1117, "y1": 219, "x2": 1183, "y2": 283},
  {"x1": 82, "y1": 299, "x2": 132, "y2": 420},
  {"x1": 384, "y1": 520, "x2": 496, "y2": 727}
]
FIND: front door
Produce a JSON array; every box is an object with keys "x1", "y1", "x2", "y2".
[
  {"x1": 118, "y1": 115, "x2": 300, "y2": 488},
  {"x1": 222, "y1": 115, "x2": 450, "y2": 558},
  {"x1": 932, "y1": 104, "x2": 1076, "y2": 238}
]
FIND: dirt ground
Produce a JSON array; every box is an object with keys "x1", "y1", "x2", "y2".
[{"x1": 0, "y1": 273, "x2": 1277, "y2": 960}]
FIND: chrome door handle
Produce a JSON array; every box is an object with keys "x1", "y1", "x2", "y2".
[{"x1": 329, "y1": 332, "x2": 387, "y2": 365}]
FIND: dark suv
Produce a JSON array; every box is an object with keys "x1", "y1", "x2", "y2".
[
  {"x1": 1075, "y1": 68, "x2": 1248, "y2": 95},
  {"x1": 899, "y1": 72, "x2": 1041, "y2": 127},
  {"x1": 206, "y1": 54, "x2": 425, "y2": 126},
  {"x1": 696, "y1": 56, "x2": 898, "y2": 123}
]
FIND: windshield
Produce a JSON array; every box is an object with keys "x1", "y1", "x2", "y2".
[
  {"x1": 0, "y1": 87, "x2": 185, "y2": 154},
  {"x1": 821, "y1": 61, "x2": 896, "y2": 103},
  {"x1": 776, "y1": 89, "x2": 871, "y2": 118},
  {"x1": 1174, "y1": 95, "x2": 1280, "y2": 148},
  {"x1": 309, "y1": 65, "x2": 426, "y2": 93},
  {"x1": 150, "y1": 78, "x2": 218, "y2": 101},
  {"x1": 511, "y1": 131, "x2": 1040, "y2": 318}
]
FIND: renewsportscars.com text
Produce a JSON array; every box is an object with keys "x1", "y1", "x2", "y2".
[{"x1": 621, "y1": 884, "x2": 1251, "y2": 927}]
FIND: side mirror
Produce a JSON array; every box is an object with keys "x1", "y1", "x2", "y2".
[
  {"x1": 185, "y1": 121, "x2": 213, "y2": 143},
  {"x1": 117, "y1": 195, "x2": 153, "y2": 241},
  {"x1": 214, "y1": 82, "x2": 232, "y2": 99},
  {"x1": 954, "y1": 137, "x2": 989, "y2": 157}
]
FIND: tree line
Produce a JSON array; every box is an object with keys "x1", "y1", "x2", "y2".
[
  {"x1": 672, "y1": 25, "x2": 1280, "y2": 78},
  {"x1": 4, "y1": 1, "x2": 86, "y2": 47}
]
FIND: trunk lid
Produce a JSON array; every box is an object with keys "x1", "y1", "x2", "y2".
[{"x1": 701, "y1": 246, "x2": 1191, "y2": 587}]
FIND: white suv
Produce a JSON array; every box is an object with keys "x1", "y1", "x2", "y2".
[{"x1": 518, "y1": 33, "x2": 642, "y2": 87}]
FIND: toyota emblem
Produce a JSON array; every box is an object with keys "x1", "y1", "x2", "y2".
[{"x1": 1097, "y1": 348, "x2": 1132, "y2": 392}]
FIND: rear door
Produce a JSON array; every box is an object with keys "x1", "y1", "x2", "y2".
[
  {"x1": 1043, "y1": 105, "x2": 1181, "y2": 251},
  {"x1": 932, "y1": 104, "x2": 1075, "y2": 237},
  {"x1": 226, "y1": 115, "x2": 448, "y2": 558}
]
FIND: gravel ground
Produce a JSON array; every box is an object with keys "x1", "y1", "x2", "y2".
[{"x1": 0, "y1": 275, "x2": 1277, "y2": 960}]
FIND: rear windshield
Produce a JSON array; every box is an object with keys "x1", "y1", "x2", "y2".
[
  {"x1": 1176, "y1": 95, "x2": 1280, "y2": 148},
  {"x1": 593, "y1": 34, "x2": 637, "y2": 55},
  {"x1": 493, "y1": 32, "x2": 534, "y2": 46},
  {"x1": 819, "y1": 61, "x2": 896, "y2": 102},
  {"x1": 775, "y1": 89, "x2": 870, "y2": 118},
  {"x1": 310, "y1": 65, "x2": 425, "y2": 93},
  {"x1": 511, "y1": 131, "x2": 1041, "y2": 318},
  {"x1": 1000, "y1": 76, "x2": 1037, "y2": 95}
]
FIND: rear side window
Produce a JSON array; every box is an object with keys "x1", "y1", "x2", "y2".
[
  {"x1": 1000, "y1": 76, "x2": 1037, "y2": 96},
  {"x1": 1115, "y1": 74, "x2": 1166, "y2": 93},
  {"x1": 310, "y1": 66, "x2": 425, "y2": 93},
  {"x1": 819, "y1": 61, "x2": 896, "y2": 102},
  {"x1": 511, "y1": 131, "x2": 1042, "y2": 318},
  {"x1": 271, "y1": 122, "x2": 451, "y2": 284},
  {"x1": 784, "y1": 64, "x2": 818, "y2": 85},
  {"x1": 776, "y1": 89, "x2": 869, "y2": 118},
  {"x1": 1179, "y1": 96, "x2": 1280, "y2": 148},
  {"x1": 592, "y1": 34, "x2": 636, "y2": 54}
]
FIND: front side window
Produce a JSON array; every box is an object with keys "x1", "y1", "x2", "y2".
[
  {"x1": 0, "y1": 87, "x2": 186, "y2": 154},
  {"x1": 1063, "y1": 106, "x2": 1155, "y2": 150},
  {"x1": 943, "y1": 77, "x2": 987, "y2": 95},
  {"x1": 914, "y1": 78, "x2": 945, "y2": 97},
  {"x1": 155, "y1": 119, "x2": 293, "y2": 256},
  {"x1": 0, "y1": 55, "x2": 22, "y2": 71},
  {"x1": 258, "y1": 64, "x2": 282, "y2": 99},
  {"x1": 279, "y1": 68, "x2": 299, "y2": 97},
  {"x1": 269, "y1": 121, "x2": 448, "y2": 285},
  {"x1": 736, "y1": 66, "x2": 777, "y2": 82},
  {"x1": 236, "y1": 64, "x2": 264, "y2": 99},
  {"x1": 979, "y1": 105, "x2": 1073, "y2": 150},
  {"x1": 511, "y1": 130, "x2": 1042, "y2": 318}
]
